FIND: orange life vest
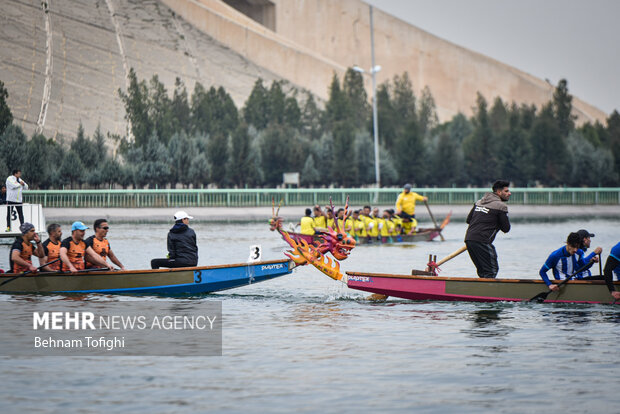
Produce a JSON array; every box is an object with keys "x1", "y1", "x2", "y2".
[
  {"x1": 85, "y1": 236, "x2": 110, "y2": 268},
  {"x1": 61, "y1": 237, "x2": 86, "y2": 271},
  {"x1": 43, "y1": 239, "x2": 61, "y2": 271},
  {"x1": 11, "y1": 238, "x2": 34, "y2": 273}
]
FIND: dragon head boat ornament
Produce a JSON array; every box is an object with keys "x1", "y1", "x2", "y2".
[{"x1": 269, "y1": 197, "x2": 356, "y2": 281}]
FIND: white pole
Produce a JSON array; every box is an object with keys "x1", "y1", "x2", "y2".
[{"x1": 369, "y1": 6, "x2": 380, "y2": 189}]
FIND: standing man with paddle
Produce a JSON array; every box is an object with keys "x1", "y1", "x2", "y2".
[
  {"x1": 464, "y1": 180, "x2": 511, "y2": 278},
  {"x1": 395, "y1": 183, "x2": 427, "y2": 222}
]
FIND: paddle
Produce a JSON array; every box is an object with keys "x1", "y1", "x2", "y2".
[
  {"x1": 366, "y1": 245, "x2": 468, "y2": 301},
  {"x1": 424, "y1": 200, "x2": 444, "y2": 241},
  {"x1": 0, "y1": 258, "x2": 61, "y2": 287},
  {"x1": 528, "y1": 261, "x2": 594, "y2": 303}
]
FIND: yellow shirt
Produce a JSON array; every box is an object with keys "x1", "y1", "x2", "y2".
[
  {"x1": 401, "y1": 219, "x2": 418, "y2": 234},
  {"x1": 368, "y1": 216, "x2": 379, "y2": 237},
  {"x1": 313, "y1": 216, "x2": 327, "y2": 229},
  {"x1": 344, "y1": 218, "x2": 355, "y2": 235},
  {"x1": 300, "y1": 216, "x2": 316, "y2": 235},
  {"x1": 355, "y1": 218, "x2": 367, "y2": 237},
  {"x1": 395, "y1": 191, "x2": 425, "y2": 215},
  {"x1": 378, "y1": 218, "x2": 390, "y2": 237},
  {"x1": 391, "y1": 217, "x2": 402, "y2": 235},
  {"x1": 327, "y1": 218, "x2": 335, "y2": 229}
]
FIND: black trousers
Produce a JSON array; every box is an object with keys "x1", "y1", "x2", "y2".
[
  {"x1": 151, "y1": 258, "x2": 193, "y2": 269},
  {"x1": 399, "y1": 212, "x2": 416, "y2": 220},
  {"x1": 6, "y1": 202, "x2": 24, "y2": 229},
  {"x1": 466, "y1": 240, "x2": 498, "y2": 278}
]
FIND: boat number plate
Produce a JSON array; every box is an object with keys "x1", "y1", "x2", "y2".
[{"x1": 194, "y1": 271, "x2": 202, "y2": 283}]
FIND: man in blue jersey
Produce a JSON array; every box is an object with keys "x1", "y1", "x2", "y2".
[
  {"x1": 603, "y1": 242, "x2": 620, "y2": 301},
  {"x1": 576, "y1": 229, "x2": 602, "y2": 276},
  {"x1": 539, "y1": 232, "x2": 600, "y2": 292}
]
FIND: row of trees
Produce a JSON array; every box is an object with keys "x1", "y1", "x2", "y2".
[{"x1": 1, "y1": 72, "x2": 619, "y2": 189}]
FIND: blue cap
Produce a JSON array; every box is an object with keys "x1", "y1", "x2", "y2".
[{"x1": 71, "y1": 221, "x2": 89, "y2": 231}]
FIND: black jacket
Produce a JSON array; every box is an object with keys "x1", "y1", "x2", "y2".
[
  {"x1": 464, "y1": 192, "x2": 510, "y2": 244},
  {"x1": 167, "y1": 223, "x2": 198, "y2": 266}
]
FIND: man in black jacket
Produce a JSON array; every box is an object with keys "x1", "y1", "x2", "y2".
[
  {"x1": 151, "y1": 211, "x2": 198, "y2": 269},
  {"x1": 464, "y1": 180, "x2": 511, "y2": 278}
]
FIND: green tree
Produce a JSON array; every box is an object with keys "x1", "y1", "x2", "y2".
[
  {"x1": 301, "y1": 154, "x2": 320, "y2": 186},
  {"x1": 242, "y1": 78, "x2": 269, "y2": 130},
  {"x1": 331, "y1": 122, "x2": 358, "y2": 186},
  {"x1": 463, "y1": 93, "x2": 497, "y2": 185},
  {"x1": 207, "y1": 132, "x2": 229, "y2": 187},
  {"x1": 148, "y1": 75, "x2": 175, "y2": 144},
  {"x1": 300, "y1": 92, "x2": 322, "y2": 140},
  {"x1": 0, "y1": 124, "x2": 28, "y2": 173},
  {"x1": 528, "y1": 103, "x2": 568, "y2": 185},
  {"x1": 168, "y1": 131, "x2": 194, "y2": 187},
  {"x1": 0, "y1": 80, "x2": 13, "y2": 135},
  {"x1": 59, "y1": 150, "x2": 85, "y2": 188},
  {"x1": 342, "y1": 68, "x2": 369, "y2": 128},
  {"x1": 188, "y1": 153, "x2": 210, "y2": 188},
  {"x1": 140, "y1": 131, "x2": 171, "y2": 188},
  {"x1": 171, "y1": 77, "x2": 191, "y2": 132},
  {"x1": 606, "y1": 110, "x2": 620, "y2": 179},
  {"x1": 418, "y1": 86, "x2": 438, "y2": 138},
  {"x1": 118, "y1": 68, "x2": 151, "y2": 146},
  {"x1": 552, "y1": 79, "x2": 576, "y2": 138},
  {"x1": 228, "y1": 124, "x2": 254, "y2": 187}
]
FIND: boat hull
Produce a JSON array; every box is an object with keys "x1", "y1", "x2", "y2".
[
  {"x1": 346, "y1": 271, "x2": 619, "y2": 304},
  {"x1": 0, "y1": 259, "x2": 293, "y2": 295}
]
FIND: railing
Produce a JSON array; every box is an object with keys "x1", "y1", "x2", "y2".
[{"x1": 22, "y1": 188, "x2": 620, "y2": 208}]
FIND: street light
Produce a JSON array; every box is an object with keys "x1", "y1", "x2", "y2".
[{"x1": 352, "y1": 5, "x2": 381, "y2": 189}]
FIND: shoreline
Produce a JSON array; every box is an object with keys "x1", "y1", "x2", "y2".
[{"x1": 43, "y1": 205, "x2": 620, "y2": 223}]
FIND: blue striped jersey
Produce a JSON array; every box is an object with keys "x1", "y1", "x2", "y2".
[{"x1": 539, "y1": 246, "x2": 592, "y2": 286}]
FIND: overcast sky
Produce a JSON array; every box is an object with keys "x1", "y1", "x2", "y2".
[{"x1": 365, "y1": 0, "x2": 619, "y2": 115}]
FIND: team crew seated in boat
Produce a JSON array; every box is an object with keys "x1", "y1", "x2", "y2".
[
  {"x1": 367, "y1": 208, "x2": 380, "y2": 240},
  {"x1": 603, "y1": 242, "x2": 620, "y2": 300},
  {"x1": 326, "y1": 208, "x2": 335, "y2": 230},
  {"x1": 390, "y1": 210, "x2": 403, "y2": 236},
  {"x1": 313, "y1": 205, "x2": 327, "y2": 230},
  {"x1": 360, "y1": 206, "x2": 374, "y2": 241},
  {"x1": 60, "y1": 221, "x2": 113, "y2": 272},
  {"x1": 42, "y1": 223, "x2": 62, "y2": 271},
  {"x1": 9, "y1": 223, "x2": 44, "y2": 273},
  {"x1": 401, "y1": 216, "x2": 418, "y2": 235},
  {"x1": 345, "y1": 210, "x2": 356, "y2": 236},
  {"x1": 539, "y1": 232, "x2": 601, "y2": 291},
  {"x1": 378, "y1": 210, "x2": 391, "y2": 242},
  {"x1": 300, "y1": 208, "x2": 316, "y2": 236},
  {"x1": 84, "y1": 219, "x2": 126, "y2": 270},
  {"x1": 395, "y1": 183, "x2": 427, "y2": 221},
  {"x1": 336, "y1": 208, "x2": 346, "y2": 231},
  {"x1": 151, "y1": 211, "x2": 198, "y2": 269},
  {"x1": 575, "y1": 229, "x2": 600, "y2": 277}
]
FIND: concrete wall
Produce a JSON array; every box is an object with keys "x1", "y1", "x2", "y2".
[{"x1": 165, "y1": 0, "x2": 607, "y2": 123}]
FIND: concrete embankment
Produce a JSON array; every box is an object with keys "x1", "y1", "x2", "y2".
[{"x1": 44, "y1": 205, "x2": 620, "y2": 223}]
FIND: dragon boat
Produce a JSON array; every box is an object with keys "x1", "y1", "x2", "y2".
[
  {"x1": 285, "y1": 227, "x2": 443, "y2": 245},
  {"x1": 0, "y1": 259, "x2": 293, "y2": 295},
  {"x1": 343, "y1": 271, "x2": 619, "y2": 304}
]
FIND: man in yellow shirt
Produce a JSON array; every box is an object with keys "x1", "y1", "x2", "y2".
[
  {"x1": 313, "y1": 205, "x2": 327, "y2": 230},
  {"x1": 395, "y1": 183, "x2": 427, "y2": 221},
  {"x1": 300, "y1": 208, "x2": 316, "y2": 235}
]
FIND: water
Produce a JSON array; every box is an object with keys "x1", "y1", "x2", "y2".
[{"x1": 1, "y1": 218, "x2": 619, "y2": 413}]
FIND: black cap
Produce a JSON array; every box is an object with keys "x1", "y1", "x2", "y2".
[{"x1": 577, "y1": 229, "x2": 595, "y2": 239}]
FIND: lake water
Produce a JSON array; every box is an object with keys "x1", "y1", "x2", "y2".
[{"x1": 1, "y1": 217, "x2": 619, "y2": 413}]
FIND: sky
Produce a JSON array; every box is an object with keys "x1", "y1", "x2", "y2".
[{"x1": 365, "y1": 0, "x2": 619, "y2": 115}]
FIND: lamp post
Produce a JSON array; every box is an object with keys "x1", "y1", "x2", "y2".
[{"x1": 353, "y1": 5, "x2": 381, "y2": 189}]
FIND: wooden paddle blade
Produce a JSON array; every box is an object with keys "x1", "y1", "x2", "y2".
[
  {"x1": 366, "y1": 293, "x2": 388, "y2": 301},
  {"x1": 528, "y1": 291, "x2": 550, "y2": 302}
]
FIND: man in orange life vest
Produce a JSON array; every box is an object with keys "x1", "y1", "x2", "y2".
[
  {"x1": 84, "y1": 219, "x2": 126, "y2": 270},
  {"x1": 9, "y1": 222, "x2": 45, "y2": 273},
  {"x1": 59, "y1": 221, "x2": 112, "y2": 273},
  {"x1": 41, "y1": 223, "x2": 63, "y2": 271}
]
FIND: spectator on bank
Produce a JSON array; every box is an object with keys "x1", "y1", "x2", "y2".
[{"x1": 5, "y1": 169, "x2": 29, "y2": 232}]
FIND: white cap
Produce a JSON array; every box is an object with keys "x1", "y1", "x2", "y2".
[{"x1": 174, "y1": 211, "x2": 194, "y2": 220}]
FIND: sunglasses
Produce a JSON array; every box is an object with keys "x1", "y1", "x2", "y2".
[{"x1": 100, "y1": 226, "x2": 110, "y2": 230}]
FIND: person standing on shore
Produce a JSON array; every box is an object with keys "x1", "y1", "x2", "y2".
[
  {"x1": 5, "y1": 169, "x2": 28, "y2": 232},
  {"x1": 464, "y1": 180, "x2": 511, "y2": 278},
  {"x1": 151, "y1": 211, "x2": 198, "y2": 269}
]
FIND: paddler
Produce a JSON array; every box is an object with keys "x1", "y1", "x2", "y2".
[
  {"x1": 603, "y1": 242, "x2": 620, "y2": 301},
  {"x1": 360, "y1": 205, "x2": 374, "y2": 243},
  {"x1": 84, "y1": 219, "x2": 126, "y2": 270},
  {"x1": 300, "y1": 208, "x2": 316, "y2": 236},
  {"x1": 60, "y1": 221, "x2": 112, "y2": 273},
  {"x1": 325, "y1": 208, "x2": 335, "y2": 229},
  {"x1": 464, "y1": 180, "x2": 511, "y2": 278},
  {"x1": 312, "y1": 205, "x2": 327, "y2": 230},
  {"x1": 368, "y1": 207, "x2": 381, "y2": 241},
  {"x1": 539, "y1": 232, "x2": 600, "y2": 291},
  {"x1": 41, "y1": 223, "x2": 62, "y2": 271},
  {"x1": 395, "y1": 183, "x2": 427, "y2": 222},
  {"x1": 9, "y1": 223, "x2": 45, "y2": 273}
]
